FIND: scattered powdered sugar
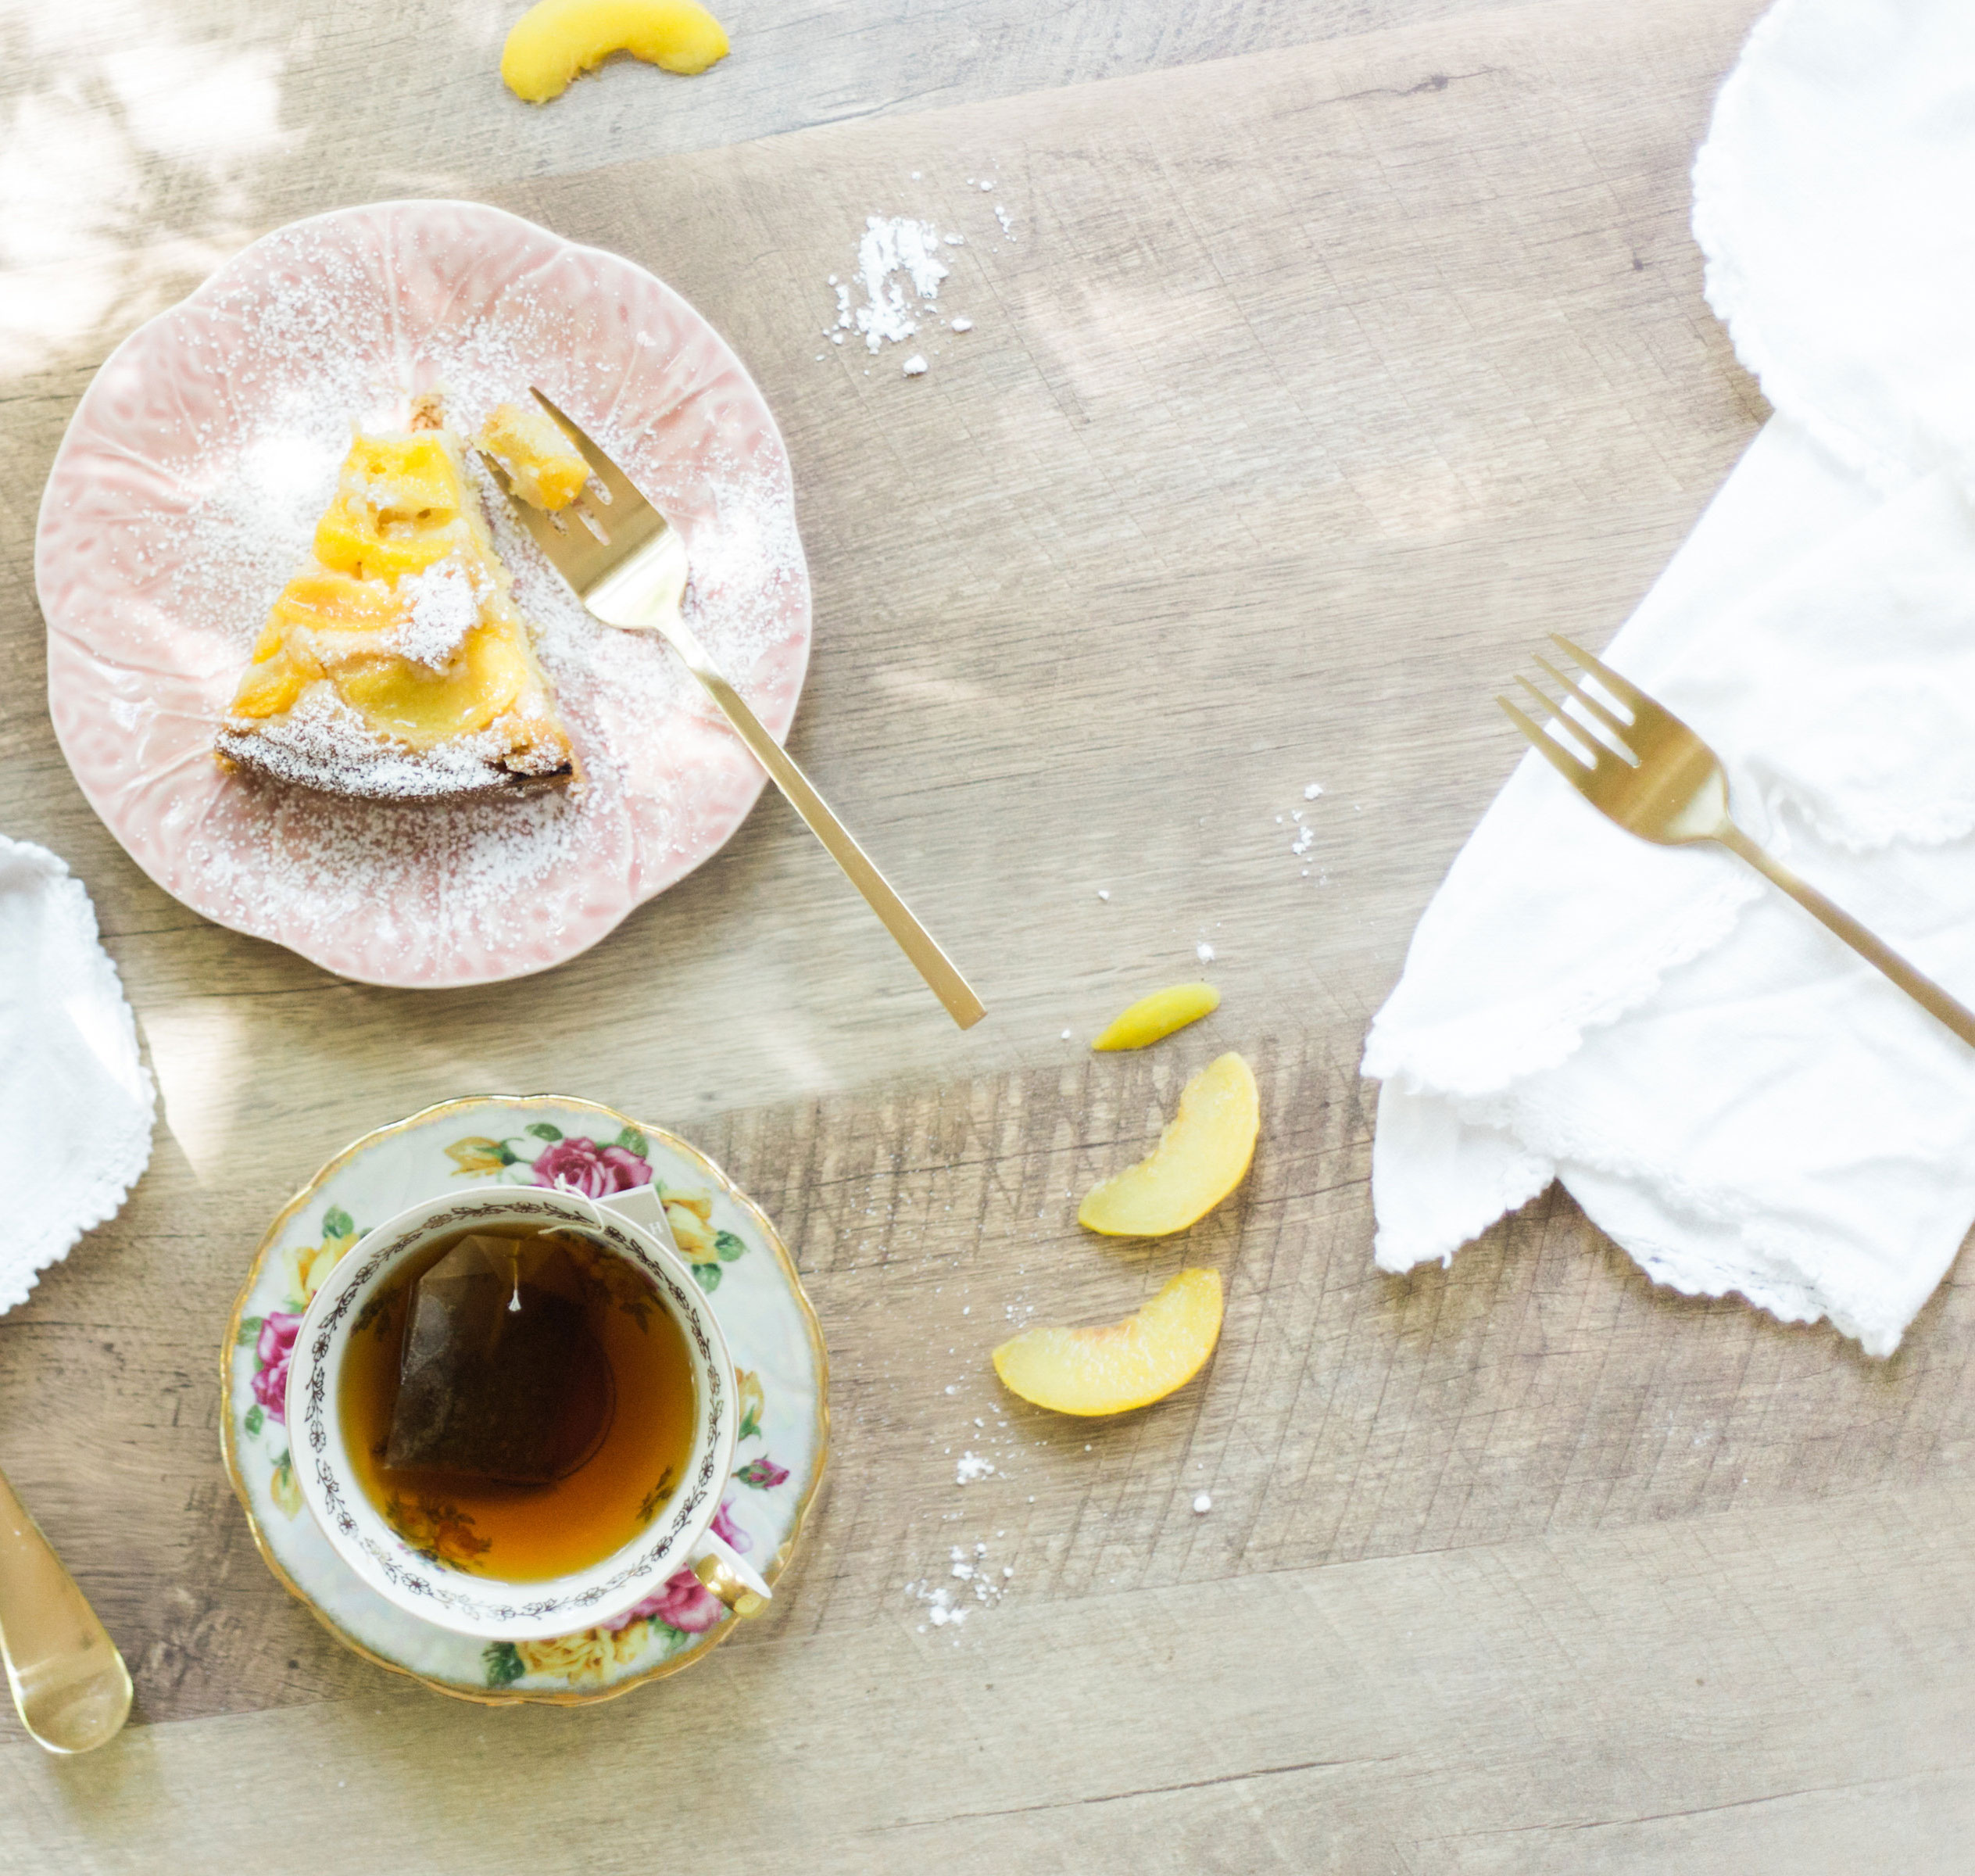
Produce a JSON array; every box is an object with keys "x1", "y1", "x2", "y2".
[
  {"x1": 955, "y1": 1451, "x2": 996, "y2": 1484},
  {"x1": 1273, "y1": 788, "x2": 1332, "y2": 883},
  {"x1": 840, "y1": 215, "x2": 950, "y2": 354},
  {"x1": 1193, "y1": 1492, "x2": 1213, "y2": 1515},
  {"x1": 141, "y1": 213, "x2": 808, "y2": 977},
  {"x1": 1197, "y1": 941, "x2": 1216, "y2": 964},
  {"x1": 907, "y1": 1540, "x2": 1013, "y2": 1637},
  {"x1": 818, "y1": 185, "x2": 1018, "y2": 374},
  {"x1": 394, "y1": 557, "x2": 481, "y2": 669}
]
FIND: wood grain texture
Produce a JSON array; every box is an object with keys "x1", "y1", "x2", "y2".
[
  {"x1": 0, "y1": 0, "x2": 1529, "y2": 384},
  {"x1": 11, "y1": 1480, "x2": 1975, "y2": 1872},
  {"x1": 25, "y1": 0, "x2": 1971, "y2": 1867}
]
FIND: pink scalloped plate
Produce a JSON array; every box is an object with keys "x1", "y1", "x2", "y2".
[{"x1": 37, "y1": 200, "x2": 810, "y2": 987}]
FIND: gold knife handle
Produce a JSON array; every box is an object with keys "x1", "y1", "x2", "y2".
[
  {"x1": 649, "y1": 616, "x2": 986, "y2": 1029},
  {"x1": 1716, "y1": 822, "x2": 1975, "y2": 1048},
  {"x1": 0, "y1": 1465, "x2": 132, "y2": 1753}
]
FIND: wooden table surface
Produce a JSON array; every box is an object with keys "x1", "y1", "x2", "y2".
[{"x1": 16, "y1": 1, "x2": 1975, "y2": 1868}]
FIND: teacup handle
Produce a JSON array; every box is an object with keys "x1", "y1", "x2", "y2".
[{"x1": 692, "y1": 1528, "x2": 773, "y2": 1617}]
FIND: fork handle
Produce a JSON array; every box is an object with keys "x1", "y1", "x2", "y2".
[
  {"x1": 1715, "y1": 824, "x2": 1975, "y2": 1048},
  {"x1": 650, "y1": 618, "x2": 986, "y2": 1029}
]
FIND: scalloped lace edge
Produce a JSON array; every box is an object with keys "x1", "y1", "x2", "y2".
[
  {"x1": 0, "y1": 840, "x2": 157, "y2": 1316},
  {"x1": 1562, "y1": 1175, "x2": 1908, "y2": 1358},
  {"x1": 1364, "y1": 865, "x2": 1765, "y2": 1103},
  {"x1": 1690, "y1": 12, "x2": 1921, "y2": 499},
  {"x1": 1369, "y1": 1094, "x2": 1916, "y2": 1356},
  {"x1": 1372, "y1": 1147, "x2": 1554, "y2": 1273},
  {"x1": 0, "y1": 1094, "x2": 154, "y2": 1316}
]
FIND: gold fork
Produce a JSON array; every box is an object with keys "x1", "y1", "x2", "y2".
[
  {"x1": 482, "y1": 392, "x2": 985, "y2": 1030},
  {"x1": 1501, "y1": 635, "x2": 1975, "y2": 1048}
]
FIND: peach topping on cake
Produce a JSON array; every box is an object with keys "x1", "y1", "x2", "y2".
[
  {"x1": 477, "y1": 402, "x2": 591, "y2": 512},
  {"x1": 215, "y1": 424, "x2": 575, "y2": 800}
]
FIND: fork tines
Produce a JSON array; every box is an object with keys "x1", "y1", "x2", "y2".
[
  {"x1": 1498, "y1": 634, "x2": 1643, "y2": 778},
  {"x1": 477, "y1": 447, "x2": 610, "y2": 543}
]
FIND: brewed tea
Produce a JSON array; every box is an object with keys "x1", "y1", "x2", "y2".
[{"x1": 339, "y1": 1226, "x2": 696, "y2": 1581}]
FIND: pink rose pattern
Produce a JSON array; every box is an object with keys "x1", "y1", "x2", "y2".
[
  {"x1": 238, "y1": 1131, "x2": 803, "y2": 1692},
  {"x1": 711, "y1": 1498, "x2": 752, "y2": 1554},
  {"x1": 252, "y1": 1312, "x2": 302, "y2": 1424},
  {"x1": 603, "y1": 1567, "x2": 725, "y2": 1637},
  {"x1": 531, "y1": 1136, "x2": 652, "y2": 1197}
]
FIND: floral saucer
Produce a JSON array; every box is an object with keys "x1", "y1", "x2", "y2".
[{"x1": 220, "y1": 1095, "x2": 827, "y2": 1705}]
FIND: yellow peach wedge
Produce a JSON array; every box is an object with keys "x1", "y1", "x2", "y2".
[
  {"x1": 992, "y1": 1269, "x2": 1223, "y2": 1416},
  {"x1": 1078, "y1": 1051, "x2": 1258, "y2": 1237},
  {"x1": 502, "y1": 0, "x2": 729, "y2": 104},
  {"x1": 1091, "y1": 982, "x2": 1220, "y2": 1051}
]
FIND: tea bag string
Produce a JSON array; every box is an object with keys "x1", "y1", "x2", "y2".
[{"x1": 507, "y1": 1228, "x2": 574, "y2": 1312}]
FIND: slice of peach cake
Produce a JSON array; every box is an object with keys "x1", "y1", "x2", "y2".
[{"x1": 216, "y1": 421, "x2": 576, "y2": 800}]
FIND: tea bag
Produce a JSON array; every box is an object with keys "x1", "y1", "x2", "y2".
[{"x1": 385, "y1": 1232, "x2": 615, "y2": 1484}]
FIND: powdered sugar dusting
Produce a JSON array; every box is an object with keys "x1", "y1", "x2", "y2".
[
  {"x1": 217, "y1": 687, "x2": 521, "y2": 800},
  {"x1": 48, "y1": 203, "x2": 814, "y2": 983},
  {"x1": 394, "y1": 557, "x2": 481, "y2": 669}
]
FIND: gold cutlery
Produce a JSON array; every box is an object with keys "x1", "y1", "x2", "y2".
[
  {"x1": 0, "y1": 1465, "x2": 131, "y2": 1752},
  {"x1": 1501, "y1": 635, "x2": 1975, "y2": 1048},
  {"x1": 482, "y1": 392, "x2": 986, "y2": 1031}
]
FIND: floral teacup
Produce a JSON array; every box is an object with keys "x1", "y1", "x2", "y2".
[{"x1": 286, "y1": 1183, "x2": 769, "y2": 1641}]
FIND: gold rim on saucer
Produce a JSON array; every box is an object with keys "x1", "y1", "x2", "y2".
[{"x1": 218, "y1": 1094, "x2": 829, "y2": 1707}]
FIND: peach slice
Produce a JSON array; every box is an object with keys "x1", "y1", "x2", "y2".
[
  {"x1": 993, "y1": 1269, "x2": 1223, "y2": 1416},
  {"x1": 228, "y1": 652, "x2": 309, "y2": 721},
  {"x1": 338, "y1": 625, "x2": 528, "y2": 746},
  {"x1": 502, "y1": 0, "x2": 729, "y2": 103},
  {"x1": 312, "y1": 508, "x2": 457, "y2": 584},
  {"x1": 478, "y1": 403, "x2": 590, "y2": 511},
  {"x1": 1078, "y1": 1051, "x2": 1258, "y2": 1237},
  {"x1": 1092, "y1": 982, "x2": 1220, "y2": 1051}
]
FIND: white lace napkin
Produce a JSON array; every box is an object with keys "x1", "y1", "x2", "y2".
[
  {"x1": 0, "y1": 836, "x2": 154, "y2": 1315},
  {"x1": 1363, "y1": 0, "x2": 1975, "y2": 1355}
]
